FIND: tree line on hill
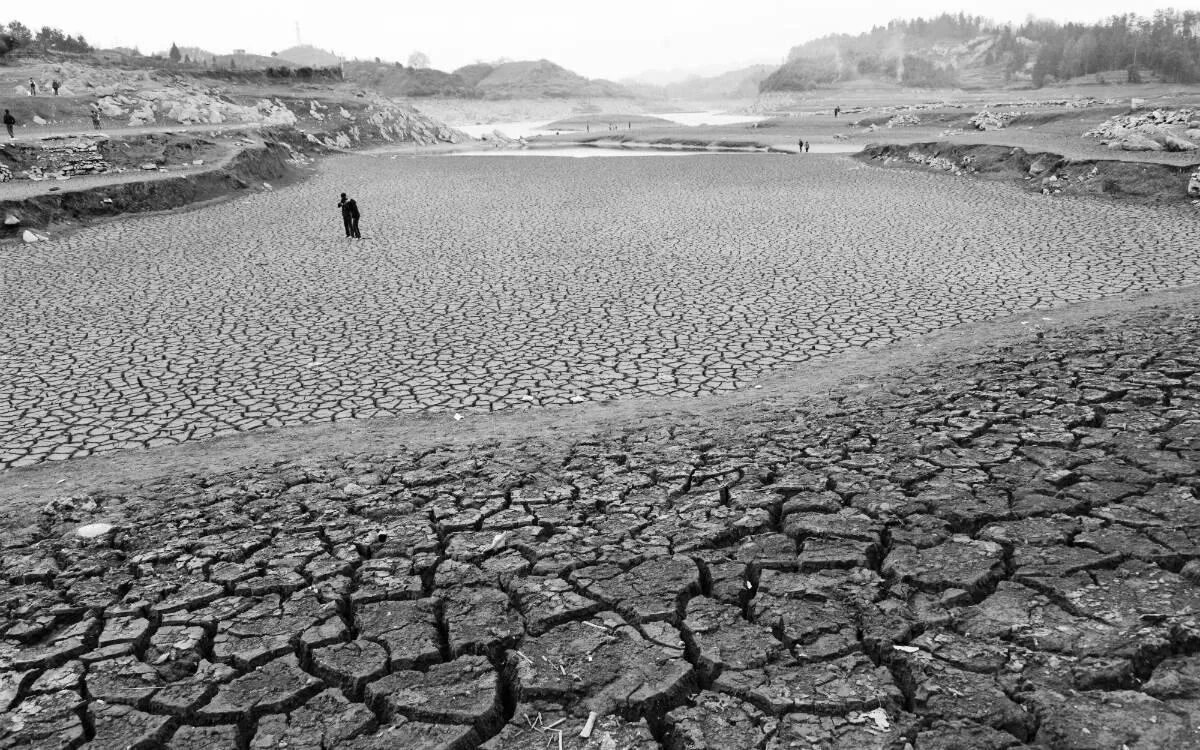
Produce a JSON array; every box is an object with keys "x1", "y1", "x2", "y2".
[
  {"x1": 0, "y1": 20, "x2": 91, "y2": 57},
  {"x1": 762, "y1": 9, "x2": 1200, "y2": 91}
]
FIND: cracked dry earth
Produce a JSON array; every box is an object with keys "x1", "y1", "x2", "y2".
[
  {"x1": 6, "y1": 296, "x2": 1200, "y2": 748},
  {"x1": 4, "y1": 153, "x2": 1200, "y2": 468}
]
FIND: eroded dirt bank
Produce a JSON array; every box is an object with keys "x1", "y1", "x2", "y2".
[
  {"x1": 859, "y1": 141, "x2": 1200, "y2": 205},
  {"x1": 0, "y1": 138, "x2": 304, "y2": 236}
]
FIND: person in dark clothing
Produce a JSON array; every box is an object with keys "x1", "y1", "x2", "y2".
[
  {"x1": 4, "y1": 110, "x2": 15, "y2": 139},
  {"x1": 834, "y1": 105, "x2": 841, "y2": 117},
  {"x1": 804, "y1": 141, "x2": 811, "y2": 153},
  {"x1": 52, "y1": 80, "x2": 60, "y2": 95},
  {"x1": 798, "y1": 137, "x2": 804, "y2": 153},
  {"x1": 29, "y1": 78, "x2": 36, "y2": 96},
  {"x1": 338, "y1": 193, "x2": 361, "y2": 238}
]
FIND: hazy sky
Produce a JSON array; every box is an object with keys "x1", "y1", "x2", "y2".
[{"x1": 14, "y1": 0, "x2": 1160, "y2": 80}]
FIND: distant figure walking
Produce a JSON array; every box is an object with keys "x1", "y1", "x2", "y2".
[
  {"x1": 804, "y1": 141, "x2": 811, "y2": 153},
  {"x1": 798, "y1": 138, "x2": 804, "y2": 153},
  {"x1": 90, "y1": 103, "x2": 102, "y2": 129},
  {"x1": 3, "y1": 110, "x2": 15, "y2": 139},
  {"x1": 28, "y1": 78, "x2": 36, "y2": 96},
  {"x1": 52, "y1": 80, "x2": 60, "y2": 96},
  {"x1": 833, "y1": 106, "x2": 841, "y2": 118},
  {"x1": 338, "y1": 193, "x2": 361, "y2": 238}
]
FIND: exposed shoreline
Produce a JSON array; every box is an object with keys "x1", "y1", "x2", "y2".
[
  {"x1": 5, "y1": 127, "x2": 1199, "y2": 243},
  {"x1": 858, "y1": 141, "x2": 1200, "y2": 206}
]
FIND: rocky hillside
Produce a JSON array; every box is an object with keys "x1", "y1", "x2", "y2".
[
  {"x1": 2, "y1": 61, "x2": 465, "y2": 146},
  {"x1": 343, "y1": 58, "x2": 632, "y2": 99},
  {"x1": 762, "y1": 9, "x2": 1197, "y2": 92}
]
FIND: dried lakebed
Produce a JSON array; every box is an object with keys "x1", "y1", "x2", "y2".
[
  {"x1": 4, "y1": 294, "x2": 1200, "y2": 747},
  {"x1": 2, "y1": 152, "x2": 1199, "y2": 468}
]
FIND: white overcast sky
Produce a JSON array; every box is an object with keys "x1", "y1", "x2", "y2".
[{"x1": 12, "y1": 0, "x2": 1166, "y2": 80}]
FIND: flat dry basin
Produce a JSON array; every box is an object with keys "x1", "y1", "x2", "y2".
[{"x1": 1, "y1": 152, "x2": 1197, "y2": 467}]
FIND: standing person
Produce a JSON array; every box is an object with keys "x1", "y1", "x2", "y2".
[
  {"x1": 3, "y1": 110, "x2": 15, "y2": 140},
  {"x1": 834, "y1": 105, "x2": 841, "y2": 118},
  {"x1": 28, "y1": 78, "x2": 36, "y2": 96},
  {"x1": 804, "y1": 141, "x2": 811, "y2": 153},
  {"x1": 798, "y1": 137, "x2": 804, "y2": 153},
  {"x1": 90, "y1": 103, "x2": 102, "y2": 130},
  {"x1": 337, "y1": 193, "x2": 360, "y2": 238},
  {"x1": 52, "y1": 80, "x2": 60, "y2": 96}
]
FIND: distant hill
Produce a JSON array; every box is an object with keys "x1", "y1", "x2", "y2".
[
  {"x1": 761, "y1": 9, "x2": 1200, "y2": 92},
  {"x1": 466, "y1": 60, "x2": 632, "y2": 99},
  {"x1": 343, "y1": 58, "x2": 632, "y2": 99},
  {"x1": 664, "y1": 65, "x2": 775, "y2": 100},
  {"x1": 212, "y1": 51, "x2": 282, "y2": 70},
  {"x1": 342, "y1": 61, "x2": 474, "y2": 97},
  {"x1": 274, "y1": 45, "x2": 342, "y2": 67},
  {"x1": 762, "y1": 15, "x2": 1018, "y2": 92}
]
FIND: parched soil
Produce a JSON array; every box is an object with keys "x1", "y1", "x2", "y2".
[
  {"x1": 3, "y1": 153, "x2": 1200, "y2": 469},
  {"x1": 3, "y1": 283, "x2": 1200, "y2": 748}
]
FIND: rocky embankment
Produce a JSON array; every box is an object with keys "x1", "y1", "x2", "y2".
[
  {"x1": 13, "y1": 63, "x2": 466, "y2": 146},
  {"x1": 0, "y1": 132, "x2": 225, "y2": 184},
  {"x1": 0, "y1": 81, "x2": 466, "y2": 239},
  {"x1": 1, "y1": 135, "x2": 307, "y2": 239},
  {"x1": 860, "y1": 142, "x2": 1200, "y2": 205},
  {"x1": 1084, "y1": 108, "x2": 1200, "y2": 153}
]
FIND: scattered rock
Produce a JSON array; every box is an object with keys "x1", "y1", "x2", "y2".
[{"x1": 75, "y1": 522, "x2": 114, "y2": 539}]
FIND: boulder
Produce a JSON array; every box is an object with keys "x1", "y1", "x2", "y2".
[
  {"x1": 22, "y1": 230, "x2": 41, "y2": 243},
  {"x1": 1112, "y1": 133, "x2": 1165, "y2": 152},
  {"x1": 128, "y1": 104, "x2": 155, "y2": 126},
  {"x1": 3, "y1": 214, "x2": 19, "y2": 226},
  {"x1": 98, "y1": 99, "x2": 124, "y2": 117},
  {"x1": 1160, "y1": 133, "x2": 1198, "y2": 151},
  {"x1": 31, "y1": 116, "x2": 47, "y2": 126},
  {"x1": 1028, "y1": 154, "x2": 1060, "y2": 177}
]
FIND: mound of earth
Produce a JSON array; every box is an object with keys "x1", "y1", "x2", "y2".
[{"x1": 860, "y1": 141, "x2": 1200, "y2": 205}]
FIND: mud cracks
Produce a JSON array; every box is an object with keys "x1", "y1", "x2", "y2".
[{"x1": 3, "y1": 299, "x2": 1200, "y2": 747}]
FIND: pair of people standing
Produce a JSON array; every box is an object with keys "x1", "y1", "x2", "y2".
[
  {"x1": 338, "y1": 193, "x2": 361, "y2": 238},
  {"x1": 797, "y1": 139, "x2": 811, "y2": 153}
]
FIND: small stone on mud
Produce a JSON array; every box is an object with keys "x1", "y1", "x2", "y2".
[{"x1": 76, "y1": 523, "x2": 114, "y2": 539}]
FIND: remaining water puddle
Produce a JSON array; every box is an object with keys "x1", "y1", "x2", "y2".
[
  {"x1": 454, "y1": 110, "x2": 768, "y2": 140},
  {"x1": 448, "y1": 147, "x2": 714, "y2": 158},
  {"x1": 655, "y1": 111, "x2": 768, "y2": 127},
  {"x1": 456, "y1": 122, "x2": 558, "y2": 139},
  {"x1": 447, "y1": 144, "x2": 861, "y2": 157}
]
